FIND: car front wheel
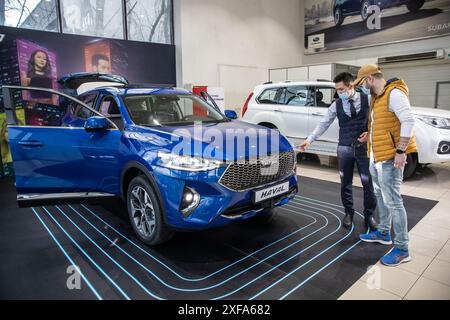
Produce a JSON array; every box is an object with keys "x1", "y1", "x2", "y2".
[
  {"x1": 334, "y1": 8, "x2": 344, "y2": 26},
  {"x1": 127, "y1": 175, "x2": 174, "y2": 245},
  {"x1": 361, "y1": 0, "x2": 371, "y2": 21}
]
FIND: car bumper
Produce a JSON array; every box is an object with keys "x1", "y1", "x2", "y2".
[
  {"x1": 416, "y1": 126, "x2": 450, "y2": 164},
  {"x1": 152, "y1": 166, "x2": 298, "y2": 230}
]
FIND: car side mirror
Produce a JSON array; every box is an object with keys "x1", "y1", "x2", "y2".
[
  {"x1": 84, "y1": 116, "x2": 110, "y2": 132},
  {"x1": 224, "y1": 110, "x2": 238, "y2": 120}
]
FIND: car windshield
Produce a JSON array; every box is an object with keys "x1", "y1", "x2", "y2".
[{"x1": 122, "y1": 93, "x2": 226, "y2": 126}]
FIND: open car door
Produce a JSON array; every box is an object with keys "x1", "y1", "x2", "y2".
[{"x1": 2, "y1": 85, "x2": 122, "y2": 207}]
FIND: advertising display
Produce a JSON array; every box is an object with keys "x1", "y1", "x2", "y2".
[
  {"x1": 304, "y1": 0, "x2": 450, "y2": 54},
  {"x1": 0, "y1": 25, "x2": 176, "y2": 176}
]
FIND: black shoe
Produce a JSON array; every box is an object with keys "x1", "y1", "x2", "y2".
[
  {"x1": 343, "y1": 213, "x2": 354, "y2": 229},
  {"x1": 364, "y1": 216, "x2": 378, "y2": 231}
]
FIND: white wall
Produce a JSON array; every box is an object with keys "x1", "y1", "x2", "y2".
[
  {"x1": 175, "y1": 0, "x2": 450, "y2": 110},
  {"x1": 174, "y1": 0, "x2": 303, "y2": 112}
]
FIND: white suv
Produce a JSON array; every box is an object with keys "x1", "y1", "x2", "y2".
[{"x1": 242, "y1": 81, "x2": 450, "y2": 179}]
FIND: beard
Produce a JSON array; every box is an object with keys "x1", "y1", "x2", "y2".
[{"x1": 370, "y1": 86, "x2": 382, "y2": 96}]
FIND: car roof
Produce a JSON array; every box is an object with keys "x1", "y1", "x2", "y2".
[
  {"x1": 79, "y1": 86, "x2": 191, "y2": 97},
  {"x1": 256, "y1": 81, "x2": 336, "y2": 91}
]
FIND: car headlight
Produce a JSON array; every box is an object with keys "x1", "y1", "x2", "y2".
[
  {"x1": 157, "y1": 152, "x2": 222, "y2": 171},
  {"x1": 416, "y1": 115, "x2": 450, "y2": 129}
]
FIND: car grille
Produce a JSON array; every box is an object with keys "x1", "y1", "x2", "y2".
[{"x1": 219, "y1": 151, "x2": 295, "y2": 192}]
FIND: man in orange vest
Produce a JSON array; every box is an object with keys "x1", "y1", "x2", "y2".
[{"x1": 355, "y1": 64, "x2": 417, "y2": 267}]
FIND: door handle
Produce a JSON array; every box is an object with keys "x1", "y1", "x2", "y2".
[
  {"x1": 274, "y1": 109, "x2": 283, "y2": 113},
  {"x1": 18, "y1": 140, "x2": 44, "y2": 148},
  {"x1": 311, "y1": 112, "x2": 324, "y2": 116}
]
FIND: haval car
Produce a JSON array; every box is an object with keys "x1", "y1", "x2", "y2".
[
  {"x1": 2, "y1": 73, "x2": 297, "y2": 245},
  {"x1": 241, "y1": 80, "x2": 450, "y2": 179},
  {"x1": 333, "y1": 0, "x2": 425, "y2": 26}
]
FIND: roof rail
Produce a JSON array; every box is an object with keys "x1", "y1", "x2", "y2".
[
  {"x1": 316, "y1": 79, "x2": 333, "y2": 82},
  {"x1": 263, "y1": 81, "x2": 273, "y2": 85}
]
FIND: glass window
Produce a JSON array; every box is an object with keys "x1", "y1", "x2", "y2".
[
  {"x1": 74, "y1": 93, "x2": 97, "y2": 119},
  {"x1": 79, "y1": 93, "x2": 97, "y2": 108},
  {"x1": 123, "y1": 94, "x2": 226, "y2": 126},
  {"x1": 281, "y1": 86, "x2": 314, "y2": 106},
  {"x1": 60, "y1": 0, "x2": 124, "y2": 39},
  {"x1": 126, "y1": 0, "x2": 173, "y2": 44},
  {"x1": 257, "y1": 88, "x2": 280, "y2": 105},
  {"x1": 314, "y1": 87, "x2": 336, "y2": 108},
  {"x1": 2, "y1": 0, "x2": 59, "y2": 32},
  {"x1": 5, "y1": 87, "x2": 93, "y2": 128}
]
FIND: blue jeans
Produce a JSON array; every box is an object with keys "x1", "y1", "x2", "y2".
[
  {"x1": 369, "y1": 159, "x2": 409, "y2": 251},
  {"x1": 337, "y1": 145, "x2": 376, "y2": 217}
]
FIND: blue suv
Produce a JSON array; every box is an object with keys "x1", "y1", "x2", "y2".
[{"x1": 3, "y1": 73, "x2": 298, "y2": 245}]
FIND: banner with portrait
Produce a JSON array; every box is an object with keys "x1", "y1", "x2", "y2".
[{"x1": 0, "y1": 25, "x2": 176, "y2": 177}]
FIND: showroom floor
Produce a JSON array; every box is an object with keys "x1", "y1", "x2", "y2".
[
  {"x1": 0, "y1": 163, "x2": 441, "y2": 300},
  {"x1": 297, "y1": 160, "x2": 450, "y2": 300}
]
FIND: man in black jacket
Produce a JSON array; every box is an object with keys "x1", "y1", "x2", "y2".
[{"x1": 299, "y1": 72, "x2": 377, "y2": 230}]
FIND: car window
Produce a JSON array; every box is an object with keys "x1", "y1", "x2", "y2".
[
  {"x1": 313, "y1": 87, "x2": 336, "y2": 108},
  {"x1": 72, "y1": 93, "x2": 97, "y2": 120},
  {"x1": 98, "y1": 96, "x2": 121, "y2": 117},
  {"x1": 123, "y1": 94, "x2": 225, "y2": 126},
  {"x1": 257, "y1": 88, "x2": 281, "y2": 104},
  {"x1": 280, "y1": 86, "x2": 314, "y2": 106},
  {"x1": 98, "y1": 95, "x2": 124, "y2": 129},
  {"x1": 80, "y1": 93, "x2": 97, "y2": 108}
]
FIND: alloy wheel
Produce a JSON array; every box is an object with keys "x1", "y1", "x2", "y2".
[
  {"x1": 130, "y1": 185, "x2": 156, "y2": 238},
  {"x1": 362, "y1": 1, "x2": 369, "y2": 20},
  {"x1": 334, "y1": 10, "x2": 340, "y2": 24}
]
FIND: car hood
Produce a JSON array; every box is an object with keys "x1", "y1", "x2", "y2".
[
  {"x1": 412, "y1": 107, "x2": 450, "y2": 117},
  {"x1": 127, "y1": 120, "x2": 293, "y2": 162}
]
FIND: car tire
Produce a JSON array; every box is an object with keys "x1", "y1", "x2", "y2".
[
  {"x1": 403, "y1": 153, "x2": 418, "y2": 180},
  {"x1": 127, "y1": 175, "x2": 174, "y2": 245},
  {"x1": 406, "y1": 0, "x2": 424, "y2": 12},
  {"x1": 334, "y1": 7, "x2": 344, "y2": 26},
  {"x1": 361, "y1": 0, "x2": 371, "y2": 21}
]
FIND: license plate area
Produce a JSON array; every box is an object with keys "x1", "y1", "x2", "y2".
[{"x1": 253, "y1": 181, "x2": 290, "y2": 203}]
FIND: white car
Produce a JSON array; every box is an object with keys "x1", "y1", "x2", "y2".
[{"x1": 241, "y1": 81, "x2": 450, "y2": 179}]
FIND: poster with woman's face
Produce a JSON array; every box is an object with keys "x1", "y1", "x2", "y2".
[
  {"x1": 16, "y1": 39, "x2": 59, "y2": 125},
  {"x1": 17, "y1": 39, "x2": 58, "y2": 97}
]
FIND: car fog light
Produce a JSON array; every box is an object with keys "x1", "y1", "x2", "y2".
[
  {"x1": 438, "y1": 142, "x2": 450, "y2": 155},
  {"x1": 180, "y1": 187, "x2": 200, "y2": 217}
]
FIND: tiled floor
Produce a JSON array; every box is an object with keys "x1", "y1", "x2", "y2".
[{"x1": 296, "y1": 160, "x2": 450, "y2": 300}]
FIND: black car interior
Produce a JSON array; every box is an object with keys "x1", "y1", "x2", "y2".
[{"x1": 124, "y1": 95, "x2": 185, "y2": 126}]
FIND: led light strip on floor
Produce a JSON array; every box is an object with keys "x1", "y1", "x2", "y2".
[
  {"x1": 31, "y1": 196, "x2": 365, "y2": 300},
  {"x1": 78, "y1": 203, "x2": 320, "y2": 282},
  {"x1": 32, "y1": 208, "x2": 104, "y2": 300}
]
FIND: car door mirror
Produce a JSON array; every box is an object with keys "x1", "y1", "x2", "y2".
[
  {"x1": 224, "y1": 110, "x2": 238, "y2": 120},
  {"x1": 84, "y1": 116, "x2": 110, "y2": 132}
]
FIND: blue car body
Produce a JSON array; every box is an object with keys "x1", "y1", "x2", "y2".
[{"x1": 5, "y1": 77, "x2": 298, "y2": 232}]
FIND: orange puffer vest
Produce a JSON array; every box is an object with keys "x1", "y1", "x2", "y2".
[{"x1": 368, "y1": 79, "x2": 417, "y2": 163}]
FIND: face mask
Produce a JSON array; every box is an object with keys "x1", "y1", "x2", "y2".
[
  {"x1": 338, "y1": 90, "x2": 350, "y2": 101},
  {"x1": 361, "y1": 85, "x2": 370, "y2": 95}
]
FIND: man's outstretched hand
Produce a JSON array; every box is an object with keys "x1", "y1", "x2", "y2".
[{"x1": 298, "y1": 140, "x2": 310, "y2": 152}]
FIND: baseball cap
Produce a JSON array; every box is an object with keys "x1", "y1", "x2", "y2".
[{"x1": 354, "y1": 64, "x2": 381, "y2": 86}]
